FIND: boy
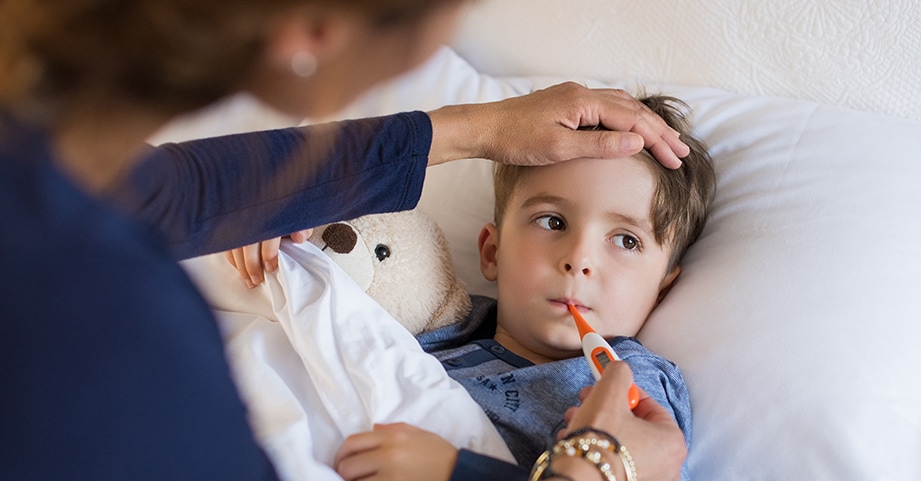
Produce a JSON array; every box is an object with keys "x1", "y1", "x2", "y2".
[{"x1": 334, "y1": 95, "x2": 715, "y2": 481}]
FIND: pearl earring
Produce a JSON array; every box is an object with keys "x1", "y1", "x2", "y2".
[{"x1": 290, "y1": 51, "x2": 317, "y2": 78}]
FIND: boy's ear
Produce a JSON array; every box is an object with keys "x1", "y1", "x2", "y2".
[
  {"x1": 477, "y1": 223, "x2": 500, "y2": 282},
  {"x1": 656, "y1": 265, "x2": 681, "y2": 306}
]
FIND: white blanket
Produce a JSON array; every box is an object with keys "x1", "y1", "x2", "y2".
[{"x1": 181, "y1": 241, "x2": 514, "y2": 481}]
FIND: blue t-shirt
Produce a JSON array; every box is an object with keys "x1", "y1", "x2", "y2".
[
  {"x1": 418, "y1": 295, "x2": 692, "y2": 480},
  {"x1": 0, "y1": 112, "x2": 431, "y2": 480}
]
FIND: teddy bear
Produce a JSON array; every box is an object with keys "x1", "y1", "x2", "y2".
[{"x1": 307, "y1": 209, "x2": 471, "y2": 335}]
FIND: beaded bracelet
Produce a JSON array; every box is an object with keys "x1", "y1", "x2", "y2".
[
  {"x1": 530, "y1": 427, "x2": 629, "y2": 481},
  {"x1": 532, "y1": 448, "x2": 618, "y2": 481},
  {"x1": 576, "y1": 447, "x2": 618, "y2": 481},
  {"x1": 555, "y1": 436, "x2": 615, "y2": 458},
  {"x1": 563, "y1": 427, "x2": 636, "y2": 481},
  {"x1": 563, "y1": 427, "x2": 620, "y2": 448}
]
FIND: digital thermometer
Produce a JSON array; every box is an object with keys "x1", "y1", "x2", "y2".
[{"x1": 568, "y1": 304, "x2": 640, "y2": 410}]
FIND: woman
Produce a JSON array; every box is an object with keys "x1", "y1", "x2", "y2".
[{"x1": 0, "y1": 0, "x2": 688, "y2": 480}]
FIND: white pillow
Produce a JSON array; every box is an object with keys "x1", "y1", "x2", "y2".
[
  {"x1": 335, "y1": 47, "x2": 921, "y2": 480},
  {"x1": 641, "y1": 86, "x2": 921, "y2": 480}
]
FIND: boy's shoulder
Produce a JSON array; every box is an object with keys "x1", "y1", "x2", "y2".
[
  {"x1": 416, "y1": 295, "x2": 497, "y2": 353},
  {"x1": 609, "y1": 337, "x2": 678, "y2": 368}
]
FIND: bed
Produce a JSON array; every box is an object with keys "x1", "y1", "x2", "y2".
[{"x1": 154, "y1": 1, "x2": 921, "y2": 480}]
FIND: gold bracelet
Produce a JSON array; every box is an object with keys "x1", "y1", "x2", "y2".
[
  {"x1": 530, "y1": 435, "x2": 622, "y2": 481},
  {"x1": 616, "y1": 444, "x2": 637, "y2": 481},
  {"x1": 530, "y1": 449, "x2": 551, "y2": 481}
]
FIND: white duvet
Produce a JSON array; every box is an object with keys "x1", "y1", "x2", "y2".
[{"x1": 181, "y1": 241, "x2": 514, "y2": 481}]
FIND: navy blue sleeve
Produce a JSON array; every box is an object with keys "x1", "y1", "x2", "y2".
[
  {"x1": 450, "y1": 449, "x2": 528, "y2": 481},
  {"x1": 111, "y1": 112, "x2": 431, "y2": 259}
]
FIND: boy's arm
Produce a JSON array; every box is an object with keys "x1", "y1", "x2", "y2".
[
  {"x1": 334, "y1": 423, "x2": 526, "y2": 481},
  {"x1": 613, "y1": 339, "x2": 692, "y2": 445},
  {"x1": 615, "y1": 339, "x2": 693, "y2": 481},
  {"x1": 627, "y1": 354, "x2": 692, "y2": 447},
  {"x1": 334, "y1": 423, "x2": 458, "y2": 481}
]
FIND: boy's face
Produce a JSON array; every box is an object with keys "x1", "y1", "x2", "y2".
[{"x1": 479, "y1": 156, "x2": 679, "y2": 363}]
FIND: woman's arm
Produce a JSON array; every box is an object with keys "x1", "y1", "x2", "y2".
[{"x1": 111, "y1": 112, "x2": 431, "y2": 260}]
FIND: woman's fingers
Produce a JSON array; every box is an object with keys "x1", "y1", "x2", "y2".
[
  {"x1": 288, "y1": 229, "x2": 313, "y2": 243},
  {"x1": 473, "y1": 82, "x2": 690, "y2": 168},
  {"x1": 223, "y1": 231, "x2": 312, "y2": 288},
  {"x1": 561, "y1": 84, "x2": 688, "y2": 168},
  {"x1": 260, "y1": 237, "x2": 282, "y2": 273},
  {"x1": 230, "y1": 243, "x2": 264, "y2": 288}
]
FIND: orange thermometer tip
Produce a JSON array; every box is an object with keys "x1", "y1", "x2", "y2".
[
  {"x1": 568, "y1": 303, "x2": 641, "y2": 410},
  {"x1": 567, "y1": 304, "x2": 594, "y2": 339}
]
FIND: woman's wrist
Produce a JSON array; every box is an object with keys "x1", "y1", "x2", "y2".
[
  {"x1": 530, "y1": 428, "x2": 630, "y2": 481},
  {"x1": 426, "y1": 102, "x2": 495, "y2": 167},
  {"x1": 546, "y1": 453, "x2": 616, "y2": 481}
]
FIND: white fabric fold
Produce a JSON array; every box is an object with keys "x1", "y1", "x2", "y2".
[{"x1": 182, "y1": 241, "x2": 514, "y2": 481}]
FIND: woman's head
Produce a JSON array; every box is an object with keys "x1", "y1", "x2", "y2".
[{"x1": 0, "y1": 0, "x2": 467, "y2": 123}]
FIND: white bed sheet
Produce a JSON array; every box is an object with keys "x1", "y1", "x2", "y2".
[{"x1": 181, "y1": 242, "x2": 514, "y2": 481}]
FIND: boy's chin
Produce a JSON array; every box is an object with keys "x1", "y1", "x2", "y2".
[{"x1": 541, "y1": 343, "x2": 584, "y2": 361}]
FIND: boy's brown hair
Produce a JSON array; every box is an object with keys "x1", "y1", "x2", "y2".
[{"x1": 493, "y1": 94, "x2": 716, "y2": 270}]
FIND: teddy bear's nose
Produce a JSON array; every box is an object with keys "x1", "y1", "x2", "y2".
[{"x1": 322, "y1": 223, "x2": 358, "y2": 254}]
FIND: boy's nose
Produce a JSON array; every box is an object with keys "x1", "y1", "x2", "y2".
[
  {"x1": 563, "y1": 262, "x2": 592, "y2": 276},
  {"x1": 561, "y1": 233, "x2": 595, "y2": 276},
  {"x1": 562, "y1": 247, "x2": 594, "y2": 276}
]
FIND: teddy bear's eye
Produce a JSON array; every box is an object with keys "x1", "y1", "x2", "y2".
[{"x1": 374, "y1": 244, "x2": 391, "y2": 262}]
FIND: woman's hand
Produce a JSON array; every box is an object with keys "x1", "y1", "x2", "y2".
[
  {"x1": 334, "y1": 423, "x2": 458, "y2": 481},
  {"x1": 428, "y1": 82, "x2": 690, "y2": 169},
  {"x1": 224, "y1": 229, "x2": 312, "y2": 288},
  {"x1": 560, "y1": 362, "x2": 687, "y2": 481}
]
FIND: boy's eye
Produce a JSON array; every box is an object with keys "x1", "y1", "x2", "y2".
[
  {"x1": 535, "y1": 215, "x2": 565, "y2": 231},
  {"x1": 612, "y1": 234, "x2": 639, "y2": 250}
]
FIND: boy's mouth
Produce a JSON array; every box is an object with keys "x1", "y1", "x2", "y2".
[{"x1": 549, "y1": 297, "x2": 588, "y2": 312}]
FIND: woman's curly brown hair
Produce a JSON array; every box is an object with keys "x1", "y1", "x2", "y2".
[{"x1": 0, "y1": 0, "x2": 462, "y2": 122}]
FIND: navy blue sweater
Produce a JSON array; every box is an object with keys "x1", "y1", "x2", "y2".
[{"x1": 0, "y1": 112, "x2": 429, "y2": 481}]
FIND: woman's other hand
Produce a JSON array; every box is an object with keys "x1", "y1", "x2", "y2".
[
  {"x1": 224, "y1": 229, "x2": 312, "y2": 288},
  {"x1": 560, "y1": 362, "x2": 688, "y2": 481}
]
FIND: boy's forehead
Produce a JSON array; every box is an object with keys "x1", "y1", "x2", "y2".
[
  {"x1": 514, "y1": 155, "x2": 655, "y2": 192},
  {"x1": 510, "y1": 157, "x2": 657, "y2": 217}
]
